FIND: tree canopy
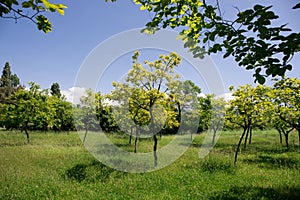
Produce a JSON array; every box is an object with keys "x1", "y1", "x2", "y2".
[{"x1": 109, "y1": 0, "x2": 300, "y2": 83}]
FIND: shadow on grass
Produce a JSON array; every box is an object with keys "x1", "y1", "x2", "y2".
[
  {"x1": 64, "y1": 160, "x2": 126, "y2": 182},
  {"x1": 253, "y1": 145, "x2": 299, "y2": 154},
  {"x1": 243, "y1": 154, "x2": 300, "y2": 169},
  {"x1": 209, "y1": 186, "x2": 300, "y2": 200}
]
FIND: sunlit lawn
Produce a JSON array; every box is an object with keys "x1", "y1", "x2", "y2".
[{"x1": 0, "y1": 129, "x2": 299, "y2": 199}]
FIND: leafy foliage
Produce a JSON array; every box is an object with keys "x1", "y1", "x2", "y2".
[
  {"x1": 272, "y1": 78, "x2": 300, "y2": 146},
  {"x1": 109, "y1": 51, "x2": 183, "y2": 137},
  {"x1": 130, "y1": 0, "x2": 300, "y2": 83},
  {"x1": 0, "y1": 0, "x2": 67, "y2": 33},
  {"x1": 0, "y1": 81, "x2": 75, "y2": 142}
]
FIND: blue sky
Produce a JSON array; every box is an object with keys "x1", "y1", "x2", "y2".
[{"x1": 0, "y1": 0, "x2": 299, "y2": 101}]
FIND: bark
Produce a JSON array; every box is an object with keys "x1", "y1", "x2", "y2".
[
  {"x1": 276, "y1": 127, "x2": 283, "y2": 144},
  {"x1": 150, "y1": 99, "x2": 158, "y2": 167},
  {"x1": 129, "y1": 127, "x2": 133, "y2": 145},
  {"x1": 297, "y1": 125, "x2": 300, "y2": 147},
  {"x1": 177, "y1": 102, "x2": 181, "y2": 124},
  {"x1": 134, "y1": 128, "x2": 140, "y2": 153},
  {"x1": 281, "y1": 127, "x2": 294, "y2": 149},
  {"x1": 83, "y1": 126, "x2": 88, "y2": 144},
  {"x1": 153, "y1": 134, "x2": 158, "y2": 167},
  {"x1": 25, "y1": 128, "x2": 30, "y2": 143},
  {"x1": 24, "y1": 121, "x2": 30, "y2": 143},
  {"x1": 284, "y1": 132, "x2": 289, "y2": 148},
  {"x1": 248, "y1": 127, "x2": 252, "y2": 144},
  {"x1": 212, "y1": 127, "x2": 217, "y2": 145},
  {"x1": 234, "y1": 127, "x2": 247, "y2": 165},
  {"x1": 129, "y1": 135, "x2": 132, "y2": 145},
  {"x1": 243, "y1": 127, "x2": 249, "y2": 150}
]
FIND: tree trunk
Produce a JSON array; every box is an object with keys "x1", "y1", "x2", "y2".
[
  {"x1": 129, "y1": 135, "x2": 132, "y2": 145},
  {"x1": 129, "y1": 127, "x2": 133, "y2": 145},
  {"x1": 298, "y1": 129, "x2": 300, "y2": 148},
  {"x1": 281, "y1": 127, "x2": 294, "y2": 149},
  {"x1": 297, "y1": 125, "x2": 300, "y2": 147},
  {"x1": 150, "y1": 100, "x2": 158, "y2": 167},
  {"x1": 134, "y1": 128, "x2": 140, "y2": 153},
  {"x1": 25, "y1": 128, "x2": 30, "y2": 143},
  {"x1": 248, "y1": 127, "x2": 252, "y2": 144},
  {"x1": 24, "y1": 122, "x2": 30, "y2": 143},
  {"x1": 212, "y1": 128, "x2": 217, "y2": 145},
  {"x1": 283, "y1": 132, "x2": 289, "y2": 149},
  {"x1": 276, "y1": 127, "x2": 283, "y2": 144},
  {"x1": 234, "y1": 127, "x2": 247, "y2": 165},
  {"x1": 243, "y1": 127, "x2": 249, "y2": 150},
  {"x1": 83, "y1": 126, "x2": 88, "y2": 144},
  {"x1": 177, "y1": 102, "x2": 181, "y2": 124},
  {"x1": 153, "y1": 134, "x2": 158, "y2": 167}
]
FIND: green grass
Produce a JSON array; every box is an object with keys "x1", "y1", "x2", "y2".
[{"x1": 0, "y1": 129, "x2": 299, "y2": 199}]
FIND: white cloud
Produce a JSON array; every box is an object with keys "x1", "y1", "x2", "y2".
[
  {"x1": 216, "y1": 93, "x2": 234, "y2": 102},
  {"x1": 62, "y1": 87, "x2": 86, "y2": 105}
]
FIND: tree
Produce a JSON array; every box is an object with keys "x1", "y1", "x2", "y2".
[
  {"x1": 0, "y1": 82, "x2": 49, "y2": 143},
  {"x1": 50, "y1": 82, "x2": 62, "y2": 99},
  {"x1": 78, "y1": 89, "x2": 99, "y2": 144},
  {"x1": 226, "y1": 84, "x2": 272, "y2": 164},
  {"x1": 110, "y1": 51, "x2": 183, "y2": 166},
  {"x1": 272, "y1": 78, "x2": 300, "y2": 147},
  {"x1": 110, "y1": 87, "x2": 152, "y2": 153},
  {"x1": 208, "y1": 97, "x2": 226, "y2": 145},
  {"x1": 169, "y1": 80, "x2": 201, "y2": 141},
  {"x1": 198, "y1": 94, "x2": 212, "y2": 133},
  {"x1": 48, "y1": 95, "x2": 74, "y2": 131},
  {"x1": 95, "y1": 92, "x2": 118, "y2": 133},
  {"x1": 0, "y1": 0, "x2": 67, "y2": 33},
  {"x1": 110, "y1": 0, "x2": 300, "y2": 83},
  {"x1": 0, "y1": 62, "x2": 21, "y2": 103}
]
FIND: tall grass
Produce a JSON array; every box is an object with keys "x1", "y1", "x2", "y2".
[{"x1": 0, "y1": 129, "x2": 299, "y2": 199}]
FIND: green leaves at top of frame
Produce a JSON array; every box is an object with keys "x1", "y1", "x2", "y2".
[
  {"x1": 41, "y1": 0, "x2": 67, "y2": 15},
  {"x1": 2, "y1": 0, "x2": 67, "y2": 33}
]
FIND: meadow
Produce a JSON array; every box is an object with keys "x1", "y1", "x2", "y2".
[{"x1": 0, "y1": 129, "x2": 299, "y2": 199}]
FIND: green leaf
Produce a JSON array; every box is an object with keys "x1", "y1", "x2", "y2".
[
  {"x1": 254, "y1": 4, "x2": 264, "y2": 11},
  {"x1": 256, "y1": 74, "x2": 266, "y2": 84},
  {"x1": 36, "y1": 15, "x2": 52, "y2": 33},
  {"x1": 292, "y1": 3, "x2": 300, "y2": 9},
  {"x1": 22, "y1": 1, "x2": 33, "y2": 8}
]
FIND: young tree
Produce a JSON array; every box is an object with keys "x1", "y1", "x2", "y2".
[
  {"x1": 78, "y1": 89, "x2": 99, "y2": 144},
  {"x1": 170, "y1": 80, "x2": 201, "y2": 140},
  {"x1": 95, "y1": 92, "x2": 118, "y2": 133},
  {"x1": 0, "y1": 82, "x2": 49, "y2": 143},
  {"x1": 272, "y1": 78, "x2": 300, "y2": 147},
  {"x1": 226, "y1": 84, "x2": 272, "y2": 164},
  {"x1": 208, "y1": 97, "x2": 226, "y2": 145},
  {"x1": 110, "y1": 51, "x2": 183, "y2": 166}
]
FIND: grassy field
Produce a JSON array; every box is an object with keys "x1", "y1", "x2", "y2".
[{"x1": 0, "y1": 129, "x2": 299, "y2": 199}]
